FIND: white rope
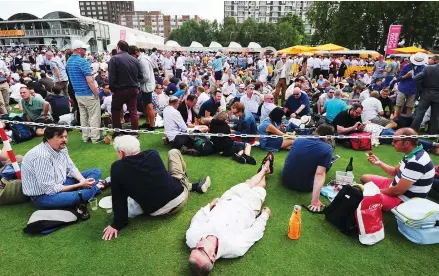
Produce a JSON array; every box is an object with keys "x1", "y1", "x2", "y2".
[{"x1": 1, "y1": 119, "x2": 438, "y2": 140}]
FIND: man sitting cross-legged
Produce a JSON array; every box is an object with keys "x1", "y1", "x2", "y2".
[
  {"x1": 102, "y1": 135, "x2": 211, "y2": 241},
  {"x1": 21, "y1": 127, "x2": 106, "y2": 208},
  {"x1": 360, "y1": 128, "x2": 435, "y2": 211},
  {"x1": 186, "y1": 156, "x2": 273, "y2": 275}
]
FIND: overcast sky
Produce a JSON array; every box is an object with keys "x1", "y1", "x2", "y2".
[{"x1": 0, "y1": 0, "x2": 225, "y2": 21}]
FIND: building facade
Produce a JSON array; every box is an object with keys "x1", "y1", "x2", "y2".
[
  {"x1": 117, "y1": 11, "x2": 200, "y2": 38},
  {"x1": 79, "y1": 1, "x2": 134, "y2": 24},
  {"x1": 0, "y1": 11, "x2": 164, "y2": 52},
  {"x1": 223, "y1": 1, "x2": 313, "y2": 34}
]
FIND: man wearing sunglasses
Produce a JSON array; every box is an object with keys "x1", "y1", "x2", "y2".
[
  {"x1": 361, "y1": 128, "x2": 435, "y2": 211},
  {"x1": 186, "y1": 161, "x2": 272, "y2": 275}
]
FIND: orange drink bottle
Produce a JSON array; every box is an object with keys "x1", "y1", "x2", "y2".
[{"x1": 288, "y1": 205, "x2": 301, "y2": 240}]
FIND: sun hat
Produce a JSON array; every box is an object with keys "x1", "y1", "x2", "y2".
[{"x1": 410, "y1": 52, "x2": 427, "y2": 66}]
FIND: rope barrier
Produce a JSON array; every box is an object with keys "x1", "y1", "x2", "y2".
[{"x1": 0, "y1": 119, "x2": 438, "y2": 141}]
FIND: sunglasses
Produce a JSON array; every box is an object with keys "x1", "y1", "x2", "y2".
[{"x1": 191, "y1": 246, "x2": 214, "y2": 264}]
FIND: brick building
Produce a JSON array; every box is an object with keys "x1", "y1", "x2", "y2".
[{"x1": 79, "y1": 1, "x2": 134, "y2": 24}]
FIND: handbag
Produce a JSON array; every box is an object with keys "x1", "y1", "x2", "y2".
[{"x1": 349, "y1": 132, "x2": 372, "y2": 151}]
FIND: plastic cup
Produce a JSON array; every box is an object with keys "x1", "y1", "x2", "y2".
[
  {"x1": 106, "y1": 208, "x2": 113, "y2": 214},
  {"x1": 88, "y1": 198, "x2": 98, "y2": 211}
]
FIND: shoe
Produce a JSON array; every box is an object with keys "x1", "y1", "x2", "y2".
[
  {"x1": 257, "y1": 152, "x2": 274, "y2": 174},
  {"x1": 243, "y1": 154, "x2": 257, "y2": 165},
  {"x1": 232, "y1": 153, "x2": 247, "y2": 164},
  {"x1": 147, "y1": 126, "x2": 156, "y2": 131},
  {"x1": 162, "y1": 136, "x2": 170, "y2": 145},
  {"x1": 92, "y1": 137, "x2": 105, "y2": 144},
  {"x1": 139, "y1": 123, "x2": 150, "y2": 129},
  {"x1": 194, "y1": 176, "x2": 211, "y2": 193},
  {"x1": 181, "y1": 146, "x2": 200, "y2": 156},
  {"x1": 98, "y1": 177, "x2": 111, "y2": 190}
]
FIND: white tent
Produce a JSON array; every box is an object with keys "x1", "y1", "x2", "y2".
[
  {"x1": 189, "y1": 41, "x2": 203, "y2": 48},
  {"x1": 209, "y1": 41, "x2": 222, "y2": 48},
  {"x1": 228, "y1": 41, "x2": 242, "y2": 48},
  {"x1": 165, "y1": 40, "x2": 181, "y2": 47},
  {"x1": 248, "y1": 42, "x2": 262, "y2": 49}
]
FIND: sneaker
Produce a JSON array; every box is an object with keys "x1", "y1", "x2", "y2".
[
  {"x1": 92, "y1": 137, "x2": 105, "y2": 144},
  {"x1": 232, "y1": 153, "x2": 247, "y2": 164},
  {"x1": 194, "y1": 176, "x2": 211, "y2": 193},
  {"x1": 181, "y1": 146, "x2": 200, "y2": 156},
  {"x1": 139, "y1": 123, "x2": 150, "y2": 129}
]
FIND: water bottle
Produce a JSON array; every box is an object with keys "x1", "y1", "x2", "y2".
[{"x1": 77, "y1": 191, "x2": 90, "y2": 221}]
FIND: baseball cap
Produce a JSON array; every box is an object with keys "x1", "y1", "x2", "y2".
[
  {"x1": 239, "y1": 84, "x2": 245, "y2": 88},
  {"x1": 71, "y1": 40, "x2": 90, "y2": 50}
]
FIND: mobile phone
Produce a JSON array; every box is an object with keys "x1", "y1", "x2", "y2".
[{"x1": 331, "y1": 155, "x2": 340, "y2": 164}]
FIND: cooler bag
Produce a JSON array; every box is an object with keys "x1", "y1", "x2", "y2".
[
  {"x1": 391, "y1": 198, "x2": 439, "y2": 244},
  {"x1": 356, "y1": 182, "x2": 384, "y2": 245},
  {"x1": 349, "y1": 132, "x2": 372, "y2": 150}
]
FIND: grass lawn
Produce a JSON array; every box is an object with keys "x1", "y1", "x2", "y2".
[{"x1": 1, "y1": 131, "x2": 439, "y2": 276}]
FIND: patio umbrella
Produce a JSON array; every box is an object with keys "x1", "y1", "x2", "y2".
[
  {"x1": 277, "y1": 45, "x2": 315, "y2": 55},
  {"x1": 393, "y1": 46, "x2": 432, "y2": 54},
  {"x1": 313, "y1": 43, "x2": 348, "y2": 51}
]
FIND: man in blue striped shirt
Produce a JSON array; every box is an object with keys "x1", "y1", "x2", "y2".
[
  {"x1": 66, "y1": 40, "x2": 101, "y2": 143},
  {"x1": 21, "y1": 127, "x2": 107, "y2": 208},
  {"x1": 361, "y1": 128, "x2": 435, "y2": 211}
]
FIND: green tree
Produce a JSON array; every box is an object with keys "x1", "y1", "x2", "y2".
[{"x1": 307, "y1": 1, "x2": 439, "y2": 51}]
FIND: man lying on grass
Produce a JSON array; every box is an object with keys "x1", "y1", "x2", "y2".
[
  {"x1": 102, "y1": 135, "x2": 211, "y2": 241},
  {"x1": 186, "y1": 153, "x2": 273, "y2": 275},
  {"x1": 21, "y1": 127, "x2": 108, "y2": 208},
  {"x1": 361, "y1": 128, "x2": 435, "y2": 211}
]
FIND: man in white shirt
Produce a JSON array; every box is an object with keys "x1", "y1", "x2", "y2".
[
  {"x1": 221, "y1": 69, "x2": 236, "y2": 84},
  {"x1": 361, "y1": 91, "x2": 396, "y2": 128},
  {"x1": 175, "y1": 53, "x2": 186, "y2": 80},
  {"x1": 240, "y1": 84, "x2": 261, "y2": 118},
  {"x1": 163, "y1": 96, "x2": 198, "y2": 155},
  {"x1": 162, "y1": 52, "x2": 174, "y2": 78},
  {"x1": 312, "y1": 56, "x2": 322, "y2": 79},
  {"x1": 306, "y1": 56, "x2": 314, "y2": 79},
  {"x1": 321, "y1": 56, "x2": 330, "y2": 79},
  {"x1": 186, "y1": 160, "x2": 272, "y2": 275},
  {"x1": 260, "y1": 94, "x2": 276, "y2": 122},
  {"x1": 222, "y1": 78, "x2": 236, "y2": 97},
  {"x1": 194, "y1": 87, "x2": 210, "y2": 115}
]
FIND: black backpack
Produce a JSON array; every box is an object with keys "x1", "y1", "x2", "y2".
[
  {"x1": 323, "y1": 185, "x2": 363, "y2": 236},
  {"x1": 3, "y1": 116, "x2": 35, "y2": 143}
]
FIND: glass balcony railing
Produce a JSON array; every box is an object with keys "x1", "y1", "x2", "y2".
[{"x1": 24, "y1": 28, "x2": 86, "y2": 37}]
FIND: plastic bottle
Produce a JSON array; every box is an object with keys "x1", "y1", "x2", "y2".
[{"x1": 288, "y1": 205, "x2": 301, "y2": 240}]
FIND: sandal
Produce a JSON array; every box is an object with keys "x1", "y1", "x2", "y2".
[
  {"x1": 257, "y1": 152, "x2": 274, "y2": 174},
  {"x1": 301, "y1": 204, "x2": 325, "y2": 214}
]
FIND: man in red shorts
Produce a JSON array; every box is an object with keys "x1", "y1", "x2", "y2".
[{"x1": 360, "y1": 128, "x2": 435, "y2": 211}]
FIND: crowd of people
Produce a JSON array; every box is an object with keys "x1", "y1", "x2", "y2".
[{"x1": 1, "y1": 41, "x2": 439, "y2": 275}]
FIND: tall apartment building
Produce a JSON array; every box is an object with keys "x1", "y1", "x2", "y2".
[
  {"x1": 79, "y1": 1, "x2": 134, "y2": 24},
  {"x1": 117, "y1": 12, "x2": 200, "y2": 38},
  {"x1": 224, "y1": 1, "x2": 313, "y2": 34}
]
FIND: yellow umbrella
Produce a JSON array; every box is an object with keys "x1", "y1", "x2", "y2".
[
  {"x1": 313, "y1": 43, "x2": 348, "y2": 51},
  {"x1": 393, "y1": 46, "x2": 432, "y2": 54},
  {"x1": 277, "y1": 45, "x2": 315, "y2": 55}
]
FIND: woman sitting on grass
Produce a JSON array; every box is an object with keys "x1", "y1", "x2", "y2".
[{"x1": 258, "y1": 107, "x2": 295, "y2": 151}]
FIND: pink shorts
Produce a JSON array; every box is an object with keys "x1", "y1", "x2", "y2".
[{"x1": 367, "y1": 175, "x2": 402, "y2": 211}]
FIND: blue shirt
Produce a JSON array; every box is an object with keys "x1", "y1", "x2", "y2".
[
  {"x1": 370, "y1": 83, "x2": 384, "y2": 91},
  {"x1": 173, "y1": 89, "x2": 186, "y2": 99},
  {"x1": 398, "y1": 63, "x2": 424, "y2": 96},
  {"x1": 233, "y1": 111, "x2": 257, "y2": 143},
  {"x1": 66, "y1": 54, "x2": 93, "y2": 96},
  {"x1": 324, "y1": 98, "x2": 347, "y2": 122},
  {"x1": 212, "y1": 57, "x2": 226, "y2": 72},
  {"x1": 257, "y1": 119, "x2": 283, "y2": 152},
  {"x1": 199, "y1": 97, "x2": 220, "y2": 117},
  {"x1": 284, "y1": 93, "x2": 310, "y2": 116},
  {"x1": 98, "y1": 89, "x2": 111, "y2": 104},
  {"x1": 282, "y1": 138, "x2": 333, "y2": 192}
]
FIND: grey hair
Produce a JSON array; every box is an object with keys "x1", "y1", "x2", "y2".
[
  {"x1": 113, "y1": 135, "x2": 141, "y2": 155},
  {"x1": 334, "y1": 90, "x2": 342, "y2": 97}
]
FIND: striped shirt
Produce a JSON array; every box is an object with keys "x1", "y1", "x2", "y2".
[
  {"x1": 21, "y1": 142, "x2": 79, "y2": 196},
  {"x1": 66, "y1": 54, "x2": 93, "y2": 97},
  {"x1": 391, "y1": 147, "x2": 434, "y2": 201}
]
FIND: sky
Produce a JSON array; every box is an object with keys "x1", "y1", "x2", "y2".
[{"x1": 0, "y1": 0, "x2": 225, "y2": 21}]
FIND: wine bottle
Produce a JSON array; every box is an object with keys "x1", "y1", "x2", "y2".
[
  {"x1": 77, "y1": 191, "x2": 90, "y2": 220},
  {"x1": 346, "y1": 157, "x2": 353, "y2": 173}
]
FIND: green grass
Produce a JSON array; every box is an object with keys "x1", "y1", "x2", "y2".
[{"x1": 1, "y1": 131, "x2": 439, "y2": 276}]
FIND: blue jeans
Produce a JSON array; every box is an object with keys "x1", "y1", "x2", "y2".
[
  {"x1": 31, "y1": 168, "x2": 102, "y2": 209},
  {"x1": 379, "y1": 128, "x2": 435, "y2": 150}
]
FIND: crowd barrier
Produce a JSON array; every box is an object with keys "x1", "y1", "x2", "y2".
[{"x1": 0, "y1": 119, "x2": 437, "y2": 141}]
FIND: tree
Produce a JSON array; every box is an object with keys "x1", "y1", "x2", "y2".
[{"x1": 307, "y1": 1, "x2": 439, "y2": 51}]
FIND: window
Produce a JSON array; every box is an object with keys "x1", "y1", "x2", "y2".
[
  {"x1": 99, "y1": 16, "x2": 103, "y2": 19},
  {"x1": 92, "y1": 11, "x2": 97, "y2": 15},
  {"x1": 103, "y1": 1, "x2": 106, "y2": 5},
  {"x1": 87, "y1": 7, "x2": 90, "y2": 10},
  {"x1": 80, "y1": 2, "x2": 84, "y2": 5},
  {"x1": 98, "y1": 11, "x2": 102, "y2": 14},
  {"x1": 92, "y1": 6, "x2": 96, "y2": 10},
  {"x1": 81, "y1": 11, "x2": 85, "y2": 15},
  {"x1": 97, "y1": 1, "x2": 101, "y2": 4},
  {"x1": 98, "y1": 6, "x2": 102, "y2": 10},
  {"x1": 86, "y1": 2, "x2": 90, "y2": 5}
]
